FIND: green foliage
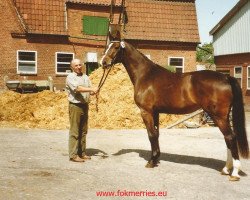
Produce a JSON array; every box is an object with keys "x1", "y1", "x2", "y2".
[
  {"x1": 164, "y1": 65, "x2": 176, "y2": 73},
  {"x1": 196, "y1": 43, "x2": 214, "y2": 64}
]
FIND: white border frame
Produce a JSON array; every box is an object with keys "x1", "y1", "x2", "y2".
[{"x1": 17, "y1": 50, "x2": 37, "y2": 75}]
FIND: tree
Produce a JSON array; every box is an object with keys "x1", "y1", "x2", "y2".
[{"x1": 196, "y1": 43, "x2": 214, "y2": 64}]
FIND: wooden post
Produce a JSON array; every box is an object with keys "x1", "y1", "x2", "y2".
[{"x1": 166, "y1": 109, "x2": 203, "y2": 129}]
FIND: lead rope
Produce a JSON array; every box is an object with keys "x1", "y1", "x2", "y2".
[
  {"x1": 95, "y1": 65, "x2": 113, "y2": 112},
  {"x1": 95, "y1": 43, "x2": 123, "y2": 112}
]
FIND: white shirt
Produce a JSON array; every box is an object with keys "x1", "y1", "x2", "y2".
[{"x1": 66, "y1": 72, "x2": 92, "y2": 104}]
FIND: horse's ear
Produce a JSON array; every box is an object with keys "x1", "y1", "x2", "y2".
[
  {"x1": 108, "y1": 31, "x2": 115, "y2": 41},
  {"x1": 109, "y1": 24, "x2": 122, "y2": 41}
]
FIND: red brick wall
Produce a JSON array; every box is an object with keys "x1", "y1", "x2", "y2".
[
  {"x1": 67, "y1": 4, "x2": 121, "y2": 39},
  {"x1": 0, "y1": 1, "x2": 107, "y2": 90},
  {"x1": 215, "y1": 53, "x2": 250, "y2": 109},
  {"x1": 138, "y1": 48, "x2": 197, "y2": 72},
  {"x1": 0, "y1": 0, "x2": 23, "y2": 88},
  {"x1": 133, "y1": 42, "x2": 197, "y2": 72},
  {"x1": 1, "y1": 1, "x2": 197, "y2": 90}
]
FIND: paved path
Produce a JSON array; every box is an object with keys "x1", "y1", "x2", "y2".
[{"x1": 0, "y1": 122, "x2": 250, "y2": 200}]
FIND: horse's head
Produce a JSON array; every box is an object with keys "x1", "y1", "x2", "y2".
[{"x1": 100, "y1": 41, "x2": 125, "y2": 69}]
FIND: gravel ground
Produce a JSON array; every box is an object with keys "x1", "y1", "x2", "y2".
[{"x1": 0, "y1": 113, "x2": 249, "y2": 200}]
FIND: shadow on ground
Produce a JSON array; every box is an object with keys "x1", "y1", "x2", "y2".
[
  {"x1": 86, "y1": 148, "x2": 247, "y2": 176},
  {"x1": 112, "y1": 149, "x2": 234, "y2": 173}
]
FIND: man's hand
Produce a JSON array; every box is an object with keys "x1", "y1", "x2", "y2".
[{"x1": 90, "y1": 87, "x2": 99, "y2": 95}]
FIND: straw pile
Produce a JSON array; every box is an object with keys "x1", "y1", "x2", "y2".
[
  {"x1": 0, "y1": 90, "x2": 68, "y2": 129},
  {"x1": 89, "y1": 64, "x2": 181, "y2": 129},
  {"x1": 0, "y1": 64, "x2": 182, "y2": 130}
]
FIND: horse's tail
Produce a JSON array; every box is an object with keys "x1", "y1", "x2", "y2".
[{"x1": 228, "y1": 76, "x2": 249, "y2": 158}]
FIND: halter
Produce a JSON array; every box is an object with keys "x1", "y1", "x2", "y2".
[
  {"x1": 95, "y1": 40, "x2": 125, "y2": 112},
  {"x1": 111, "y1": 40, "x2": 125, "y2": 48},
  {"x1": 103, "y1": 40, "x2": 125, "y2": 67}
]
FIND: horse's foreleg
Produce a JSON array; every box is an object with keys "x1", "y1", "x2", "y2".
[{"x1": 140, "y1": 110, "x2": 160, "y2": 168}]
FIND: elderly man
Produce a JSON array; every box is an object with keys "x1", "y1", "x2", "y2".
[{"x1": 66, "y1": 58, "x2": 98, "y2": 162}]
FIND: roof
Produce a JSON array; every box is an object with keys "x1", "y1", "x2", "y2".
[
  {"x1": 13, "y1": 0, "x2": 200, "y2": 43},
  {"x1": 66, "y1": 0, "x2": 123, "y2": 6},
  {"x1": 124, "y1": 0, "x2": 199, "y2": 43},
  {"x1": 14, "y1": 0, "x2": 67, "y2": 35},
  {"x1": 210, "y1": 0, "x2": 248, "y2": 35}
]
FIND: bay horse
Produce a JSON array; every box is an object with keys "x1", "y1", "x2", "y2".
[{"x1": 100, "y1": 40, "x2": 249, "y2": 181}]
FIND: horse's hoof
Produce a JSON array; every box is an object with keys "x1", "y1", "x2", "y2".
[
  {"x1": 221, "y1": 169, "x2": 230, "y2": 176},
  {"x1": 145, "y1": 160, "x2": 158, "y2": 168},
  {"x1": 229, "y1": 176, "x2": 240, "y2": 181},
  {"x1": 145, "y1": 162, "x2": 154, "y2": 168}
]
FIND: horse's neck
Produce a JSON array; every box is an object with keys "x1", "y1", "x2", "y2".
[{"x1": 121, "y1": 45, "x2": 152, "y2": 85}]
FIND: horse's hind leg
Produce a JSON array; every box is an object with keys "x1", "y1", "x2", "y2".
[
  {"x1": 213, "y1": 117, "x2": 241, "y2": 181},
  {"x1": 221, "y1": 148, "x2": 233, "y2": 175},
  {"x1": 140, "y1": 110, "x2": 160, "y2": 168}
]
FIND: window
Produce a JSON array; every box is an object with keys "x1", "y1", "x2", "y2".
[
  {"x1": 86, "y1": 52, "x2": 97, "y2": 63},
  {"x1": 55, "y1": 52, "x2": 74, "y2": 74},
  {"x1": 17, "y1": 50, "x2": 37, "y2": 74},
  {"x1": 82, "y1": 16, "x2": 109, "y2": 36},
  {"x1": 168, "y1": 57, "x2": 184, "y2": 73},
  {"x1": 247, "y1": 66, "x2": 250, "y2": 89},
  {"x1": 85, "y1": 52, "x2": 98, "y2": 75},
  {"x1": 234, "y1": 66, "x2": 242, "y2": 87}
]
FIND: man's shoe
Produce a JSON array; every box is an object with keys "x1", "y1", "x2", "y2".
[
  {"x1": 69, "y1": 155, "x2": 85, "y2": 162},
  {"x1": 82, "y1": 155, "x2": 91, "y2": 160}
]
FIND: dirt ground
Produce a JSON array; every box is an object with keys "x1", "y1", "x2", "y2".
[{"x1": 0, "y1": 113, "x2": 250, "y2": 200}]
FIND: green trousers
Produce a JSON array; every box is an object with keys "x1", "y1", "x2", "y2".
[{"x1": 68, "y1": 103, "x2": 89, "y2": 159}]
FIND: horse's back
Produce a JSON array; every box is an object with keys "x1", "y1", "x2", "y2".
[
  {"x1": 191, "y1": 70, "x2": 228, "y2": 81},
  {"x1": 136, "y1": 68, "x2": 199, "y2": 113},
  {"x1": 190, "y1": 70, "x2": 232, "y2": 94},
  {"x1": 136, "y1": 69, "x2": 233, "y2": 114}
]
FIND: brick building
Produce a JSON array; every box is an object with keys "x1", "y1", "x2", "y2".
[
  {"x1": 0, "y1": 0, "x2": 200, "y2": 90},
  {"x1": 210, "y1": 0, "x2": 250, "y2": 109}
]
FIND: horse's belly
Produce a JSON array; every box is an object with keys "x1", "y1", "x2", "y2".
[{"x1": 156, "y1": 103, "x2": 200, "y2": 115}]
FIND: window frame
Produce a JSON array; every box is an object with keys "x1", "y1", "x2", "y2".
[
  {"x1": 55, "y1": 52, "x2": 74, "y2": 75},
  {"x1": 247, "y1": 66, "x2": 250, "y2": 90},
  {"x1": 16, "y1": 50, "x2": 37, "y2": 75},
  {"x1": 234, "y1": 66, "x2": 243, "y2": 88},
  {"x1": 168, "y1": 57, "x2": 185, "y2": 73}
]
